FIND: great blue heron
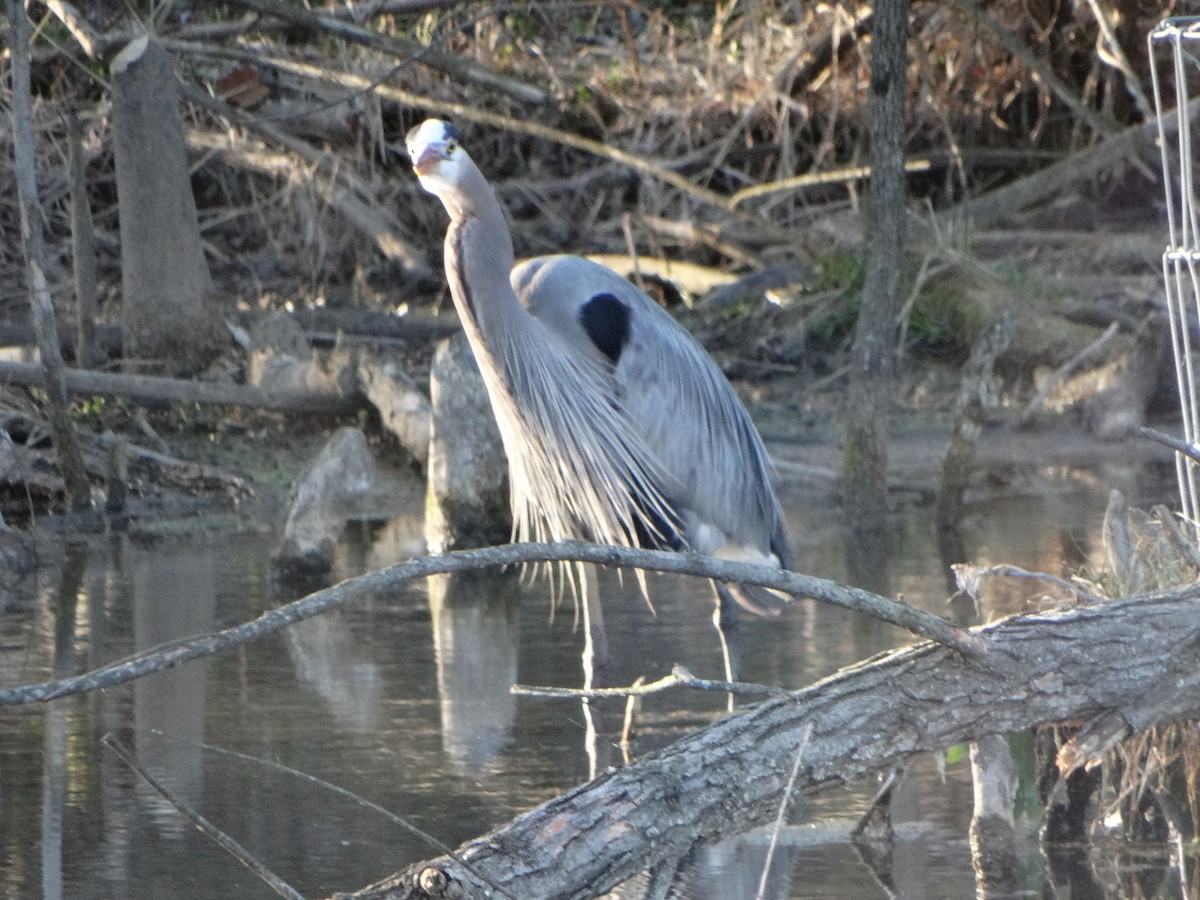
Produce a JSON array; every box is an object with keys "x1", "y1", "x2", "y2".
[{"x1": 406, "y1": 119, "x2": 793, "y2": 680}]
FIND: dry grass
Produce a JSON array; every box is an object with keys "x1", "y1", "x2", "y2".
[{"x1": 0, "y1": 0, "x2": 1173, "y2": 325}]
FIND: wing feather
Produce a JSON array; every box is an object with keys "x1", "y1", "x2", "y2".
[{"x1": 511, "y1": 255, "x2": 788, "y2": 563}]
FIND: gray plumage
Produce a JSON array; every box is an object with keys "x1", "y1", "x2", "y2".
[{"x1": 406, "y1": 120, "x2": 792, "y2": 614}]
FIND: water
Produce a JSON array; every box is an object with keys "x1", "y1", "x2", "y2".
[{"x1": 0, "y1": 448, "x2": 1181, "y2": 899}]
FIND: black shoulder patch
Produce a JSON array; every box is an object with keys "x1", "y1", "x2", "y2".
[{"x1": 579, "y1": 292, "x2": 631, "y2": 365}]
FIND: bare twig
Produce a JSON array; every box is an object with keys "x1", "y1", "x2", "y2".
[
  {"x1": 167, "y1": 41, "x2": 799, "y2": 247},
  {"x1": 756, "y1": 722, "x2": 813, "y2": 900},
  {"x1": 101, "y1": 734, "x2": 305, "y2": 900},
  {"x1": 952, "y1": 562, "x2": 1108, "y2": 605},
  {"x1": 512, "y1": 664, "x2": 789, "y2": 700},
  {"x1": 43, "y1": 0, "x2": 100, "y2": 57},
  {"x1": 0, "y1": 541, "x2": 985, "y2": 707},
  {"x1": 221, "y1": 0, "x2": 547, "y2": 105},
  {"x1": 144, "y1": 730, "x2": 517, "y2": 900},
  {"x1": 1138, "y1": 426, "x2": 1200, "y2": 466},
  {"x1": 182, "y1": 87, "x2": 431, "y2": 278},
  {"x1": 1081, "y1": 0, "x2": 1152, "y2": 120},
  {"x1": 946, "y1": 0, "x2": 1117, "y2": 138}
]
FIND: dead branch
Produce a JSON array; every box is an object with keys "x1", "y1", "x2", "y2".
[
  {"x1": 221, "y1": 0, "x2": 548, "y2": 105},
  {"x1": 170, "y1": 42, "x2": 802, "y2": 251},
  {"x1": 7, "y1": 0, "x2": 93, "y2": 512},
  {"x1": 950, "y1": 98, "x2": 1200, "y2": 227},
  {"x1": 0, "y1": 360, "x2": 358, "y2": 414},
  {"x1": 0, "y1": 541, "x2": 983, "y2": 707},
  {"x1": 511, "y1": 664, "x2": 789, "y2": 700},
  {"x1": 66, "y1": 108, "x2": 103, "y2": 369},
  {"x1": 945, "y1": 0, "x2": 1117, "y2": 139},
  {"x1": 182, "y1": 87, "x2": 431, "y2": 281},
  {"x1": 44, "y1": 0, "x2": 100, "y2": 57},
  {"x1": 0, "y1": 322, "x2": 121, "y2": 360},
  {"x1": 345, "y1": 584, "x2": 1200, "y2": 900}
]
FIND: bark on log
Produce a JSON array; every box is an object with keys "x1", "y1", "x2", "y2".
[
  {"x1": 111, "y1": 36, "x2": 223, "y2": 374},
  {"x1": 344, "y1": 585, "x2": 1200, "y2": 900},
  {"x1": 0, "y1": 360, "x2": 357, "y2": 414}
]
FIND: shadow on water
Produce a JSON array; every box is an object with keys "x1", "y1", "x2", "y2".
[{"x1": 0, "y1": 451, "x2": 1187, "y2": 898}]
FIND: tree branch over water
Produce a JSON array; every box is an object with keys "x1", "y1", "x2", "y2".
[
  {"x1": 2, "y1": 540, "x2": 984, "y2": 710},
  {"x1": 0, "y1": 541, "x2": 981, "y2": 706}
]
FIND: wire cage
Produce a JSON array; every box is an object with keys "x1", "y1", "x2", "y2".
[{"x1": 1150, "y1": 18, "x2": 1200, "y2": 538}]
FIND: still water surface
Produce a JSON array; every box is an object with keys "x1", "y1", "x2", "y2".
[{"x1": 0, "y1": 449, "x2": 1181, "y2": 898}]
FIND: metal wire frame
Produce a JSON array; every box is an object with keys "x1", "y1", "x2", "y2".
[{"x1": 1150, "y1": 18, "x2": 1200, "y2": 538}]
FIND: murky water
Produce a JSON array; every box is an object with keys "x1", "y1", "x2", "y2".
[{"x1": 0, "y1": 449, "x2": 1182, "y2": 899}]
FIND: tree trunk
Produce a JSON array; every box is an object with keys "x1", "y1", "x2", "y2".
[
  {"x1": 67, "y1": 108, "x2": 103, "y2": 370},
  {"x1": 111, "y1": 36, "x2": 223, "y2": 375},
  {"x1": 6, "y1": 0, "x2": 93, "y2": 512},
  {"x1": 843, "y1": 0, "x2": 909, "y2": 532},
  {"x1": 345, "y1": 584, "x2": 1200, "y2": 899}
]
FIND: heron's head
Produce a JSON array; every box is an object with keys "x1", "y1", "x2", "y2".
[{"x1": 406, "y1": 119, "x2": 466, "y2": 195}]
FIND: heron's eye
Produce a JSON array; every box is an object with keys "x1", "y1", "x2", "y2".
[{"x1": 445, "y1": 139, "x2": 458, "y2": 154}]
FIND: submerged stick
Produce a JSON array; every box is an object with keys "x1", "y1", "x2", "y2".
[{"x1": 101, "y1": 734, "x2": 304, "y2": 900}]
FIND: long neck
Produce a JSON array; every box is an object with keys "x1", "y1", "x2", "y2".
[{"x1": 440, "y1": 160, "x2": 531, "y2": 356}]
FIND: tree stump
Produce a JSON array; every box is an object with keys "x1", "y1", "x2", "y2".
[{"x1": 111, "y1": 36, "x2": 223, "y2": 375}]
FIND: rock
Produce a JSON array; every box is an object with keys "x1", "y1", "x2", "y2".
[
  {"x1": 272, "y1": 427, "x2": 382, "y2": 581},
  {"x1": 424, "y1": 334, "x2": 510, "y2": 553}
]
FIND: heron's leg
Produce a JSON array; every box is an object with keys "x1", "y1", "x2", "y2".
[
  {"x1": 712, "y1": 581, "x2": 742, "y2": 685},
  {"x1": 579, "y1": 562, "x2": 610, "y2": 682},
  {"x1": 578, "y1": 562, "x2": 611, "y2": 778}
]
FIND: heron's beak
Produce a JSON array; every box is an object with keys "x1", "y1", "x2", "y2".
[{"x1": 412, "y1": 145, "x2": 447, "y2": 176}]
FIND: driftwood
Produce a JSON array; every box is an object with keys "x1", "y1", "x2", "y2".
[
  {"x1": 0, "y1": 360, "x2": 357, "y2": 414},
  {"x1": 345, "y1": 584, "x2": 1200, "y2": 899},
  {"x1": 292, "y1": 308, "x2": 458, "y2": 346},
  {"x1": 698, "y1": 260, "x2": 818, "y2": 311}
]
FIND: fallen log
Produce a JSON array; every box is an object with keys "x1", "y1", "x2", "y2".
[
  {"x1": 343, "y1": 584, "x2": 1200, "y2": 899},
  {"x1": 0, "y1": 322, "x2": 122, "y2": 361},
  {"x1": 951, "y1": 97, "x2": 1200, "y2": 228},
  {"x1": 0, "y1": 360, "x2": 358, "y2": 414}
]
